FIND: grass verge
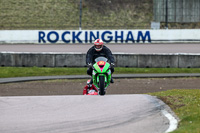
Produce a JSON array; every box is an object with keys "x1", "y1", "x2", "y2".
[
  {"x1": 150, "y1": 89, "x2": 200, "y2": 133},
  {"x1": 0, "y1": 0, "x2": 153, "y2": 30},
  {"x1": 1, "y1": 67, "x2": 200, "y2": 78}
]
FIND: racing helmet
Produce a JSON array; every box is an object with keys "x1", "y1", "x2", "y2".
[
  {"x1": 87, "y1": 79, "x2": 92, "y2": 87},
  {"x1": 87, "y1": 79, "x2": 91, "y2": 85},
  {"x1": 94, "y1": 39, "x2": 103, "y2": 51}
]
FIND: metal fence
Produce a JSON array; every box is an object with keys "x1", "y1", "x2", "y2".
[
  {"x1": 154, "y1": 0, "x2": 200, "y2": 29},
  {"x1": 154, "y1": 0, "x2": 200, "y2": 22},
  {"x1": 0, "y1": 0, "x2": 200, "y2": 30}
]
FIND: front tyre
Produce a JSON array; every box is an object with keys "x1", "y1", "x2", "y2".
[{"x1": 99, "y1": 76, "x2": 105, "y2": 95}]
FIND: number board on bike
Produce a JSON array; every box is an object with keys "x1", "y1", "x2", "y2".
[{"x1": 98, "y1": 61, "x2": 106, "y2": 66}]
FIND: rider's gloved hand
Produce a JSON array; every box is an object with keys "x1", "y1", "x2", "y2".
[
  {"x1": 111, "y1": 63, "x2": 115, "y2": 67},
  {"x1": 88, "y1": 63, "x2": 92, "y2": 67}
]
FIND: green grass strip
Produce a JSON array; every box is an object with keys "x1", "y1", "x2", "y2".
[
  {"x1": 1, "y1": 67, "x2": 200, "y2": 78},
  {"x1": 150, "y1": 89, "x2": 200, "y2": 133},
  {"x1": 0, "y1": 67, "x2": 87, "y2": 78}
]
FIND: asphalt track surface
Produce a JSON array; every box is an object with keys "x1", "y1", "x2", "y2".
[
  {"x1": 0, "y1": 43, "x2": 200, "y2": 53},
  {"x1": 0, "y1": 95, "x2": 173, "y2": 133},
  {"x1": 2, "y1": 43, "x2": 195, "y2": 133}
]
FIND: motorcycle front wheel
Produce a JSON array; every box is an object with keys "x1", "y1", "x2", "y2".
[{"x1": 99, "y1": 76, "x2": 105, "y2": 95}]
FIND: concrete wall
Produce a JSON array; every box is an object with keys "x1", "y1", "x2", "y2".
[{"x1": 1, "y1": 52, "x2": 200, "y2": 68}]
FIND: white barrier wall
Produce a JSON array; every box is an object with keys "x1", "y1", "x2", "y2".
[{"x1": 0, "y1": 30, "x2": 200, "y2": 44}]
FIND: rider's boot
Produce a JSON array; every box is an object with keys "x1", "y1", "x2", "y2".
[{"x1": 110, "y1": 77, "x2": 114, "y2": 83}]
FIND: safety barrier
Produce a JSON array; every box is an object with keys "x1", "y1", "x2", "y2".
[{"x1": 1, "y1": 52, "x2": 200, "y2": 68}]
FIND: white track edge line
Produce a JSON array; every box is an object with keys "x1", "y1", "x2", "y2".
[{"x1": 162, "y1": 109, "x2": 178, "y2": 133}]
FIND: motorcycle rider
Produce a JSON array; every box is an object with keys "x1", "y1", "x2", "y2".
[
  {"x1": 83, "y1": 79, "x2": 98, "y2": 95},
  {"x1": 86, "y1": 39, "x2": 115, "y2": 83}
]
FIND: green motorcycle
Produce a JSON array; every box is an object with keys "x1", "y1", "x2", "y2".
[{"x1": 92, "y1": 57, "x2": 112, "y2": 96}]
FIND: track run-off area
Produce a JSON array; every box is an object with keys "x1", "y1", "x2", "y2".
[{"x1": 0, "y1": 95, "x2": 178, "y2": 133}]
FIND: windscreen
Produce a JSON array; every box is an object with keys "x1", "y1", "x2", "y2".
[{"x1": 95, "y1": 57, "x2": 108, "y2": 62}]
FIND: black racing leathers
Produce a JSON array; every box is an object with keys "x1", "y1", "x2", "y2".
[
  {"x1": 86, "y1": 45, "x2": 115, "y2": 76},
  {"x1": 86, "y1": 45, "x2": 115, "y2": 65}
]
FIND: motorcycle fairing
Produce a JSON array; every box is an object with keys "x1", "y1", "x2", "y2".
[{"x1": 93, "y1": 61, "x2": 110, "y2": 73}]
